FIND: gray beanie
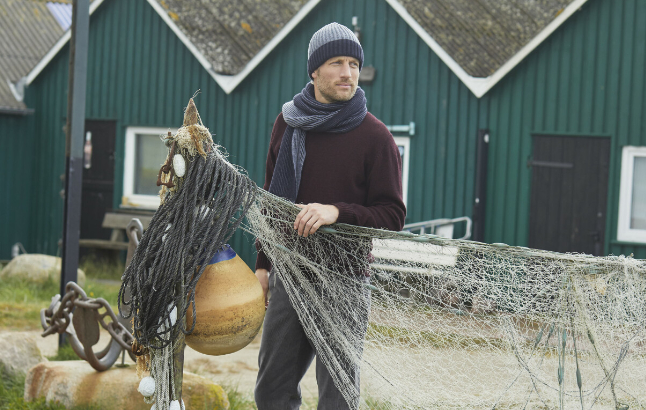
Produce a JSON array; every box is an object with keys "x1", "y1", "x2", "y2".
[{"x1": 307, "y1": 22, "x2": 363, "y2": 79}]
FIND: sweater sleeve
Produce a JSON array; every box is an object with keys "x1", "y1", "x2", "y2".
[
  {"x1": 332, "y1": 131, "x2": 406, "y2": 231},
  {"x1": 255, "y1": 114, "x2": 285, "y2": 271}
]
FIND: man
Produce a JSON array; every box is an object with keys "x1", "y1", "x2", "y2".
[{"x1": 254, "y1": 22, "x2": 406, "y2": 409}]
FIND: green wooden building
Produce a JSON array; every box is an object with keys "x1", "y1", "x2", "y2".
[{"x1": 2, "y1": 0, "x2": 645, "y2": 264}]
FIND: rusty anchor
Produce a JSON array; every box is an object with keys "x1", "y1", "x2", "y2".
[{"x1": 40, "y1": 219, "x2": 144, "y2": 371}]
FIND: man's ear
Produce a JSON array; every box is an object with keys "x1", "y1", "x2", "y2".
[{"x1": 311, "y1": 69, "x2": 318, "y2": 80}]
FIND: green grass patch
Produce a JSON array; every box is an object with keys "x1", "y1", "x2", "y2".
[
  {"x1": 364, "y1": 395, "x2": 391, "y2": 409},
  {"x1": 368, "y1": 318, "x2": 562, "y2": 357},
  {"x1": 46, "y1": 343, "x2": 79, "y2": 362},
  {"x1": 0, "y1": 276, "x2": 121, "y2": 330},
  {"x1": 79, "y1": 256, "x2": 125, "y2": 281},
  {"x1": 0, "y1": 365, "x2": 100, "y2": 410},
  {"x1": 221, "y1": 384, "x2": 257, "y2": 410},
  {"x1": 367, "y1": 323, "x2": 507, "y2": 350},
  {"x1": 82, "y1": 280, "x2": 121, "y2": 308}
]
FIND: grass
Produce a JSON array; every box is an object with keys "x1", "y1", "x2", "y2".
[
  {"x1": 0, "y1": 259, "x2": 387, "y2": 410},
  {"x1": 79, "y1": 255, "x2": 125, "y2": 281},
  {"x1": 0, "y1": 365, "x2": 100, "y2": 410},
  {"x1": 0, "y1": 259, "x2": 123, "y2": 408},
  {"x1": 0, "y1": 275, "x2": 121, "y2": 330},
  {"x1": 221, "y1": 384, "x2": 257, "y2": 410},
  {"x1": 366, "y1": 322, "x2": 508, "y2": 350},
  {"x1": 45, "y1": 342, "x2": 79, "y2": 361},
  {"x1": 363, "y1": 397, "x2": 389, "y2": 409}
]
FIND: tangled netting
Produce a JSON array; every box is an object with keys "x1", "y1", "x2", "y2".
[
  {"x1": 119, "y1": 147, "x2": 256, "y2": 350},
  {"x1": 245, "y1": 190, "x2": 646, "y2": 410},
  {"x1": 118, "y1": 99, "x2": 646, "y2": 410}
]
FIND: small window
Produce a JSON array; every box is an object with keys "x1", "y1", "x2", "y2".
[
  {"x1": 123, "y1": 127, "x2": 175, "y2": 209},
  {"x1": 393, "y1": 136, "x2": 410, "y2": 207},
  {"x1": 617, "y1": 146, "x2": 646, "y2": 242}
]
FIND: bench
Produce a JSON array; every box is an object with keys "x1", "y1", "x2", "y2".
[
  {"x1": 79, "y1": 211, "x2": 154, "y2": 251},
  {"x1": 371, "y1": 239, "x2": 459, "y2": 276},
  {"x1": 370, "y1": 222, "x2": 463, "y2": 305},
  {"x1": 370, "y1": 217, "x2": 468, "y2": 277}
]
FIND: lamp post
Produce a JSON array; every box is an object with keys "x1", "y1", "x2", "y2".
[{"x1": 60, "y1": 0, "x2": 89, "y2": 348}]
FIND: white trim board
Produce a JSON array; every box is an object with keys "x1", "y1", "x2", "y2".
[
  {"x1": 617, "y1": 146, "x2": 646, "y2": 243},
  {"x1": 122, "y1": 126, "x2": 177, "y2": 210},
  {"x1": 383, "y1": 0, "x2": 589, "y2": 98},
  {"x1": 393, "y1": 136, "x2": 410, "y2": 208},
  {"x1": 146, "y1": 0, "x2": 321, "y2": 94},
  {"x1": 26, "y1": 0, "x2": 107, "y2": 85}
]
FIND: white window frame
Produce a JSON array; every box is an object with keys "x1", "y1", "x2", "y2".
[
  {"x1": 617, "y1": 146, "x2": 646, "y2": 242},
  {"x1": 393, "y1": 136, "x2": 410, "y2": 207},
  {"x1": 123, "y1": 126, "x2": 176, "y2": 209}
]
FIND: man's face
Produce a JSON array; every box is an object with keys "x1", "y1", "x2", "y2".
[{"x1": 311, "y1": 56, "x2": 360, "y2": 104}]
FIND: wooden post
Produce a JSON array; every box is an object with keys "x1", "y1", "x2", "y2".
[
  {"x1": 172, "y1": 332, "x2": 185, "y2": 402},
  {"x1": 171, "y1": 279, "x2": 185, "y2": 402}
]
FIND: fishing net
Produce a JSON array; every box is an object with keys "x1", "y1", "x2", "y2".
[
  {"x1": 245, "y1": 183, "x2": 646, "y2": 410},
  {"x1": 121, "y1": 99, "x2": 646, "y2": 410},
  {"x1": 119, "y1": 99, "x2": 257, "y2": 409}
]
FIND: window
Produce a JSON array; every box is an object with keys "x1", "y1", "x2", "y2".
[
  {"x1": 393, "y1": 136, "x2": 410, "y2": 207},
  {"x1": 617, "y1": 146, "x2": 646, "y2": 242},
  {"x1": 123, "y1": 127, "x2": 176, "y2": 209}
]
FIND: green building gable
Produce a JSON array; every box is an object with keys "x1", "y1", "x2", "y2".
[{"x1": 2, "y1": 0, "x2": 645, "y2": 263}]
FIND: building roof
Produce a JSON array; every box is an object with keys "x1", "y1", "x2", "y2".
[
  {"x1": 0, "y1": 0, "x2": 66, "y2": 113},
  {"x1": 148, "y1": 0, "x2": 588, "y2": 96},
  {"x1": 153, "y1": 0, "x2": 309, "y2": 76},
  {"x1": 384, "y1": 0, "x2": 589, "y2": 96},
  {"x1": 24, "y1": 0, "x2": 589, "y2": 98},
  {"x1": 395, "y1": 0, "x2": 573, "y2": 78}
]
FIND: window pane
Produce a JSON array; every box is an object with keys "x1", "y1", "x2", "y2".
[
  {"x1": 397, "y1": 145, "x2": 405, "y2": 172},
  {"x1": 135, "y1": 133, "x2": 168, "y2": 195},
  {"x1": 631, "y1": 157, "x2": 646, "y2": 229}
]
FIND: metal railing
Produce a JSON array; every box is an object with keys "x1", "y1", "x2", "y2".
[{"x1": 403, "y1": 216, "x2": 472, "y2": 240}]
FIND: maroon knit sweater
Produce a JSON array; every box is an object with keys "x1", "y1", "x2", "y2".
[{"x1": 255, "y1": 112, "x2": 407, "y2": 271}]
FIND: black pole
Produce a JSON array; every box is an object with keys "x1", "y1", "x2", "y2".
[
  {"x1": 472, "y1": 129, "x2": 489, "y2": 242},
  {"x1": 60, "y1": 0, "x2": 89, "y2": 348}
]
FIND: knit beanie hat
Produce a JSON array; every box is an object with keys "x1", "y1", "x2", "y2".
[{"x1": 307, "y1": 22, "x2": 364, "y2": 79}]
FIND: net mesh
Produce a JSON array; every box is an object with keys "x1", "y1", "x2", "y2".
[
  {"x1": 122, "y1": 98, "x2": 646, "y2": 409},
  {"x1": 245, "y1": 182, "x2": 646, "y2": 410},
  {"x1": 119, "y1": 99, "x2": 257, "y2": 408}
]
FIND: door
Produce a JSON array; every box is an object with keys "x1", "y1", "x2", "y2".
[
  {"x1": 528, "y1": 135, "x2": 610, "y2": 256},
  {"x1": 80, "y1": 120, "x2": 116, "y2": 252}
]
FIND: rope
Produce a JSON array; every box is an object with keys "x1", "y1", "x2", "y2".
[{"x1": 118, "y1": 145, "x2": 257, "y2": 350}]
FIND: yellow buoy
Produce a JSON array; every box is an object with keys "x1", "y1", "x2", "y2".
[{"x1": 185, "y1": 245, "x2": 265, "y2": 355}]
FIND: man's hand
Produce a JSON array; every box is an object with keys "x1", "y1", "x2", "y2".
[
  {"x1": 255, "y1": 269, "x2": 269, "y2": 307},
  {"x1": 294, "y1": 203, "x2": 339, "y2": 237}
]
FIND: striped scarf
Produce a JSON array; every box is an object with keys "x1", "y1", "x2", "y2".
[{"x1": 268, "y1": 83, "x2": 367, "y2": 202}]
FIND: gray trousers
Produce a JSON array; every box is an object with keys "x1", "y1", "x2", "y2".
[{"x1": 254, "y1": 273, "x2": 363, "y2": 410}]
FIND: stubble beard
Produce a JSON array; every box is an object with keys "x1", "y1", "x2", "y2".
[{"x1": 314, "y1": 76, "x2": 357, "y2": 103}]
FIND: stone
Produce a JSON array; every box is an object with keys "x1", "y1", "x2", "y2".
[
  {"x1": 0, "y1": 332, "x2": 47, "y2": 377},
  {"x1": 0, "y1": 254, "x2": 86, "y2": 287},
  {"x1": 24, "y1": 361, "x2": 230, "y2": 410}
]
